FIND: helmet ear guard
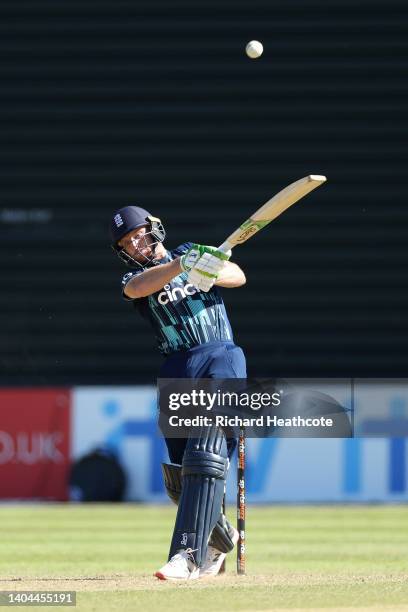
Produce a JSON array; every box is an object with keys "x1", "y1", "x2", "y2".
[{"x1": 112, "y1": 243, "x2": 139, "y2": 267}]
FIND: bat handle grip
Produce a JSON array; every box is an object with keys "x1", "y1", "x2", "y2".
[{"x1": 217, "y1": 241, "x2": 233, "y2": 253}]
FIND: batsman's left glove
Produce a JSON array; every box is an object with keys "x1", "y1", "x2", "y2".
[
  {"x1": 180, "y1": 244, "x2": 219, "y2": 273},
  {"x1": 188, "y1": 248, "x2": 231, "y2": 292}
]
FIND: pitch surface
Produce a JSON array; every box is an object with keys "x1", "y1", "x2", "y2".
[{"x1": 1, "y1": 505, "x2": 408, "y2": 610}]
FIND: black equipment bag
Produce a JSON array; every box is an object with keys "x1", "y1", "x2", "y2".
[{"x1": 69, "y1": 448, "x2": 127, "y2": 502}]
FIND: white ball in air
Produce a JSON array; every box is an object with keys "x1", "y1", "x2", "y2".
[{"x1": 245, "y1": 40, "x2": 263, "y2": 59}]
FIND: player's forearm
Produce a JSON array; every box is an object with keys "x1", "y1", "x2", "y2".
[
  {"x1": 124, "y1": 258, "x2": 182, "y2": 298},
  {"x1": 215, "y1": 262, "x2": 246, "y2": 288}
]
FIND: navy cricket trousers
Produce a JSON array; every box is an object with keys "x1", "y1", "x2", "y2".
[{"x1": 158, "y1": 341, "x2": 247, "y2": 464}]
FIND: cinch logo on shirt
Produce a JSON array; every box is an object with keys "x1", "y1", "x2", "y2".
[{"x1": 157, "y1": 283, "x2": 197, "y2": 305}]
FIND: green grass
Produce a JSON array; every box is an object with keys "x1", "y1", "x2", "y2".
[{"x1": 1, "y1": 505, "x2": 408, "y2": 611}]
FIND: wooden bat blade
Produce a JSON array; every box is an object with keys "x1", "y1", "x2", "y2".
[{"x1": 219, "y1": 175, "x2": 326, "y2": 251}]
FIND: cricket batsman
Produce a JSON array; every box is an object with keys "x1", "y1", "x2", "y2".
[{"x1": 110, "y1": 205, "x2": 247, "y2": 580}]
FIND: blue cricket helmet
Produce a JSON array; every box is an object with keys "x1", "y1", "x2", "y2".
[{"x1": 110, "y1": 205, "x2": 166, "y2": 267}]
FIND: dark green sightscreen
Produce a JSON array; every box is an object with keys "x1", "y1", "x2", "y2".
[{"x1": 0, "y1": 0, "x2": 407, "y2": 383}]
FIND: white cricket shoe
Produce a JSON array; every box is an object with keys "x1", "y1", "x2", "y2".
[
  {"x1": 199, "y1": 526, "x2": 239, "y2": 578},
  {"x1": 155, "y1": 548, "x2": 200, "y2": 581}
]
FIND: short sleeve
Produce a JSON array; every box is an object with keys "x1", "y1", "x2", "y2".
[{"x1": 121, "y1": 269, "x2": 143, "y2": 301}]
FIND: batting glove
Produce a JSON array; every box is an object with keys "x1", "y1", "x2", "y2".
[
  {"x1": 180, "y1": 244, "x2": 220, "y2": 273},
  {"x1": 188, "y1": 249, "x2": 231, "y2": 292}
]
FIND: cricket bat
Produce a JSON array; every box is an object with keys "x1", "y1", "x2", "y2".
[{"x1": 218, "y1": 175, "x2": 326, "y2": 253}]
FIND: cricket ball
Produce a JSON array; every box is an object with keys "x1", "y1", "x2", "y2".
[{"x1": 245, "y1": 40, "x2": 263, "y2": 59}]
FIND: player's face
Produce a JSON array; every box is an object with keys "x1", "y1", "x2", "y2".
[{"x1": 118, "y1": 226, "x2": 155, "y2": 263}]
